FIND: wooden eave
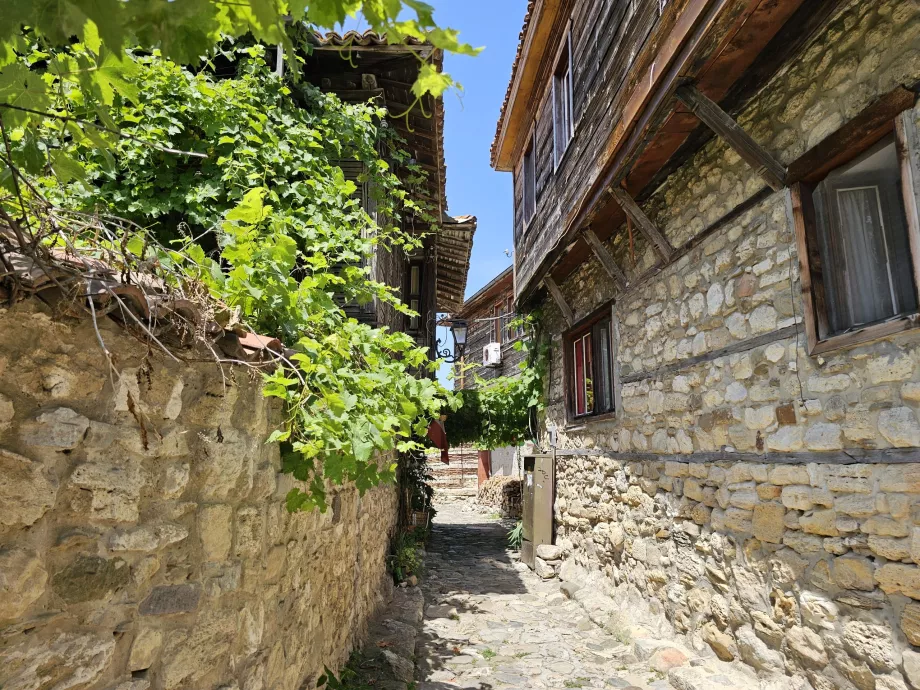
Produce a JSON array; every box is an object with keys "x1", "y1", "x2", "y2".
[
  {"x1": 492, "y1": 0, "x2": 573, "y2": 171},
  {"x1": 436, "y1": 216, "x2": 478, "y2": 314},
  {"x1": 521, "y1": 0, "x2": 822, "y2": 301},
  {"x1": 455, "y1": 266, "x2": 514, "y2": 320}
]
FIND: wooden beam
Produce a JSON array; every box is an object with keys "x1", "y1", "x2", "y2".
[
  {"x1": 608, "y1": 186, "x2": 673, "y2": 262},
  {"x1": 676, "y1": 83, "x2": 786, "y2": 191},
  {"x1": 549, "y1": 446, "x2": 920, "y2": 466},
  {"x1": 543, "y1": 276, "x2": 574, "y2": 327},
  {"x1": 581, "y1": 226, "x2": 627, "y2": 290}
]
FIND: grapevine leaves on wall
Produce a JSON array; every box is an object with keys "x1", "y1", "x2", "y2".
[{"x1": 8, "y1": 42, "x2": 461, "y2": 512}]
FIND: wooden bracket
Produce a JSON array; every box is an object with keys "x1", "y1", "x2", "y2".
[
  {"x1": 609, "y1": 186, "x2": 674, "y2": 262},
  {"x1": 543, "y1": 276, "x2": 574, "y2": 327},
  {"x1": 581, "y1": 226, "x2": 627, "y2": 290},
  {"x1": 676, "y1": 83, "x2": 787, "y2": 191}
]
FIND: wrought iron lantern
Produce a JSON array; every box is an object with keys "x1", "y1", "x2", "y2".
[{"x1": 436, "y1": 318, "x2": 468, "y2": 363}]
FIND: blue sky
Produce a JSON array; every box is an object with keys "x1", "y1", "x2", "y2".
[{"x1": 432, "y1": 0, "x2": 529, "y2": 387}]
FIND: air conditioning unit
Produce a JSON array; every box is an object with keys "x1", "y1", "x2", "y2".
[{"x1": 483, "y1": 343, "x2": 502, "y2": 367}]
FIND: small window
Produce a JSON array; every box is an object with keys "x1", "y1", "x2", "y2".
[
  {"x1": 566, "y1": 314, "x2": 615, "y2": 419},
  {"x1": 523, "y1": 133, "x2": 536, "y2": 226},
  {"x1": 793, "y1": 121, "x2": 920, "y2": 354},
  {"x1": 407, "y1": 261, "x2": 422, "y2": 332},
  {"x1": 553, "y1": 34, "x2": 574, "y2": 168},
  {"x1": 504, "y1": 296, "x2": 516, "y2": 342},
  {"x1": 492, "y1": 302, "x2": 503, "y2": 344}
]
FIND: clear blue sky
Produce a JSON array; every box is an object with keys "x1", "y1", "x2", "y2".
[{"x1": 433, "y1": 0, "x2": 529, "y2": 387}]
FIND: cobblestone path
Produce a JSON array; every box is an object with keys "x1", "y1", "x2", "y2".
[{"x1": 415, "y1": 500, "x2": 764, "y2": 690}]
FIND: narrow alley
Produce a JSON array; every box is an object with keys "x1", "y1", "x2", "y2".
[{"x1": 414, "y1": 500, "x2": 764, "y2": 690}]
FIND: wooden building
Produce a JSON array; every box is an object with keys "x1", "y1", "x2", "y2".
[
  {"x1": 494, "y1": 0, "x2": 920, "y2": 686},
  {"x1": 304, "y1": 31, "x2": 477, "y2": 356},
  {"x1": 453, "y1": 266, "x2": 526, "y2": 391}
]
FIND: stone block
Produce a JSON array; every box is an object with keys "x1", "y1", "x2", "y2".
[
  {"x1": 800, "y1": 509, "x2": 839, "y2": 536},
  {"x1": 0, "y1": 548, "x2": 47, "y2": 621},
  {"x1": 804, "y1": 423, "x2": 843, "y2": 451},
  {"x1": 876, "y1": 564, "x2": 920, "y2": 599},
  {"x1": 878, "y1": 407, "x2": 920, "y2": 447},
  {"x1": 808, "y1": 374, "x2": 852, "y2": 393},
  {"x1": 782, "y1": 485, "x2": 813, "y2": 511},
  {"x1": 903, "y1": 604, "x2": 920, "y2": 646},
  {"x1": 863, "y1": 516, "x2": 909, "y2": 537},
  {"x1": 879, "y1": 465, "x2": 920, "y2": 493},
  {"x1": 868, "y1": 536, "x2": 910, "y2": 561},
  {"x1": 783, "y1": 531, "x2": 825, "y2": 555},
  {"x1": 139, "y1": 584, "x2": 202, "y2": 616},
  {"x1": 786, "y1": 625, "x2": 828, "y2": 669},
  {"x1": 20, "y1": 407, "x2": 90, "y2": 450},
  {"x1": 536, "y1": 544, "x2": 564, "y2": 561},
  {"x1": 129, "y1": 628, "x2": 163, "y2": 671},
  {"x1": 197, "y1": 428, "x2": 255, "y2": 501},
  {"x1": 235, "y1": 506, "x2": 264, "y2": 558},
  {"x1": 770, "y1": 465, "x2": 810, "y2": 485},
  {"x1": 0, "y1": 449, "x2": 58, "y2": 527},
  {"x1": 199, "y1": 504, "x2": 233, "y2": 562},
  {"x1": 833, "y1": 556, "x2": 875, "y2": 591},
  {"x1": 69, "y1": 460, "x2": 145, "y2": 523},
  {"x1": 867, "y1": 354, "x2": 914, "y2": 384},
  {"x1": 752, "y1": 503, "x2": 785, "y2": 544},
  {"x1": 834, "y1": 494, "x2": 877, "y2": 518},
  {"x1": 161, "y1": 611, "x2": 235, "y2": 689},
  {"x1": 0, "y1": 633, "x2": 115, "y2": 690},
  {"x1": 766, "y1": 426, "x2": 803, "y2": 451},
  {"x1": 723, "y1": 507, "x2": 753, "y2": 533},
  {"x1": 744, "y1": 406, "x2": 776, "y2": 430},
  {"x1": 664, "y1": 461, "x2": 689, "y2": 478},
  {"x1": 52, "y1": 555, "x2": 129, "y2": 604},
  {"x1": 534, "y1": 557, "x2": 556, "y2": 579},
  {"x1": 843, "y1": 621, "x2": 895, "y2": 672}
]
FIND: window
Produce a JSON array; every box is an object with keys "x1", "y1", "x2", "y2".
[
  {"x1": 505, "y1": 296, "x2": 516, "y2": 342},
  {"x1": 522, "y1": 133, "x2": 536, "y2": 226},
  {"x1": 565, "y1": 311, "x2": 615, "y2": 420},
  {"x1": 492, "y1": 301, "x2": 503, "y2": 344},
  {"x1": 792, "y1": 115, "x2": 920, "y2": 354},
  {"x1": 553, "y1": 33, "x2": 574, "y2": 168},
  {"x1": 407, "y1": 261, "x2": 422, "y2": 332}
]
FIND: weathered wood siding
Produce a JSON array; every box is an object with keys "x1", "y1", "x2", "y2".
[{"x1": 513, "y1": 0, "x2": 664, "y2": 294}]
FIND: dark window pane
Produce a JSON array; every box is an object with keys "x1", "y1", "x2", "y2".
[
  {"x1": 596, "y1": 321, "x2": 612, "y2": 413},
  {"x1": 812, "y1": 135, "x2": 917, "y2": 335},
  {"x1": 574, "y1": 335, "x2": 586, "y2": 415}
]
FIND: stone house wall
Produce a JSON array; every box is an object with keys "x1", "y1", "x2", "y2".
[
  {"x1": 534, "y1": 1, "x2": 920, "y2": 688},
  {"x1": 0, "y1": 299, "x2": 397, "y2": 690}
]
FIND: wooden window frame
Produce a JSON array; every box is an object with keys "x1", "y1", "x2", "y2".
[
  {"x1": 406, "y1": 260, "x2": 423, "y2": 333},
  {"x1": 522, "y1": 128, "x2": 537, "y2": 230},
  {"x1": 563, "y1": 301, "x2": 620, "y2": 425},
  {"x1": 504, "y1": 295, "x2": 517, "y2": 343},
  {"x1": 492, "y1": 301, "x2": 503, "y2": 344},
  {"x1": 790, "y1": 102, "x2": 920, "y2": 356},
  {"x1": 552, "y1": 30, "x2": 574, "y2": 171}
]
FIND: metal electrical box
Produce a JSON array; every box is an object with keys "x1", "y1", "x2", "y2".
[{"x1": 521, "y1": 450, "x2": 555, "y2": 568}]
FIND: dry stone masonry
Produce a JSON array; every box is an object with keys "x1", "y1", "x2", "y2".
[
  {"x1": 0, "y1": 300, "x2": 398, "y2": 690},
  {"x1": 536, "y1": 1, "x2": 920, "y2": 688}
]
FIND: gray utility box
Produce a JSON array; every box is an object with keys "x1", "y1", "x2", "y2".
[{"x1": 521, "y1": 450, "x2": 555, "y2": 568}]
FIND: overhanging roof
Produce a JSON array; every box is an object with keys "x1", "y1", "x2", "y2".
[{"x1": 437, "y1": 214, "x2": 477, "y2": 314}]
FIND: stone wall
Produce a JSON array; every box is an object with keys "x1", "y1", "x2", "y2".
[
  {"x1": 534, "y1": 0, "x2": 920, "y2": 687},
  {"x1": 0, "y1": 299, "x2": 397, "y2": 690}
]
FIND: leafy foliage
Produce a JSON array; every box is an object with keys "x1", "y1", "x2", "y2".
[
  {"x1": 445, "y1": 315, "x2": 546, "y2": 450},
  {"x1": 3, "y1": 41, "x2": 460, "y2": 511},
  {"x1": 508, "y1": 520, "x2": 524, "y2": 549},
  {"x1": 0, "y1": 0, "x2": 480, "y2": 182},
  {"x1": 387, "y1": 529, "x2": 424, "y2": 582}
]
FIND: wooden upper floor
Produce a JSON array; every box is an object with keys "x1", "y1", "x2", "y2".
[{"x1": 494, "y1": 0, "x2": 833, "y2": 302}]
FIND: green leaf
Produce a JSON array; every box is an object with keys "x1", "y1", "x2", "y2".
[{"x1": 225, "y1": 186, "x2": 269, "y2": 224}]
